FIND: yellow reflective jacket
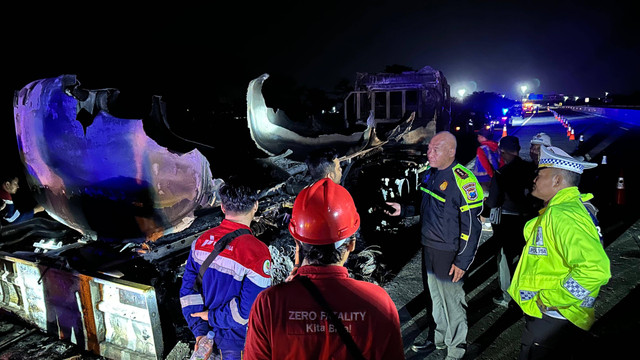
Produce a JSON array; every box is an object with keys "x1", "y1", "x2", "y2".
[{"x1": 508, "y1": 187, "x2": 611, "y2": 330}]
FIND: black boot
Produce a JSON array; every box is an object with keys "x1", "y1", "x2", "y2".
[{"x1": 411, "y1": 338, "x2": 436, "y2": 352}]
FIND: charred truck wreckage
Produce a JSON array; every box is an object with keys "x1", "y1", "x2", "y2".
[{"x1": 1, "y1": 66, "x2": 451, "y2": 359}]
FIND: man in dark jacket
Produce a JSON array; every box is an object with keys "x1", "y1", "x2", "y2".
[
  {"x1": 483, "y1": 136, "x2": 538, "y2": 307},
  {"x1": 386, "y1": 131, "x2": 484, "y2": 360}
]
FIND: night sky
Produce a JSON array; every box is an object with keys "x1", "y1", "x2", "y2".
[
  {"x1": 3, "y1": 0, "x2": 639, "y2": 118},
  {"x1": 1, "y1": 0, "x2": 638, "y2": 218}
]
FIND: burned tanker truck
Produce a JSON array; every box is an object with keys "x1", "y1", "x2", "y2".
[{"x1": 0, "y1": 66, "x2": 450, "y2": 359}]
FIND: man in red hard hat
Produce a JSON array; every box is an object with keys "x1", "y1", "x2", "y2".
[
  {"x1": 244, "y1": 178, "x2": 405, "y2": 360},
  {"x1": 283, "y1": 147, "x2": 345, "y2": 282}
]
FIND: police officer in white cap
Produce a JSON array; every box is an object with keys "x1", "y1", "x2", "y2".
[
  {"x1": 508, "y1": 145, "x2": 611, "y2": 360},
  {"x1": 529, "y1": 132, "x2": 552, "y2": 164}
]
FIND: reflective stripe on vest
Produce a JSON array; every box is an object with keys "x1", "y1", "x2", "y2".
[
  {"x1": 460, "y1": 200, "x2": 483, "y2": 212},
  {"x1": 419, "y1": 186, "x2": 445, "y2": 203}
]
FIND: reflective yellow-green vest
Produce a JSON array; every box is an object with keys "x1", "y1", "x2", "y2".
[{"x1": 507, "y1": 187, "x2": 611, "y2": 330}]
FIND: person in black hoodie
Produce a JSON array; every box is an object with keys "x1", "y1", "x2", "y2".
[{"x1": 483, "y1": 135, "x2": 539, "y2": 307}]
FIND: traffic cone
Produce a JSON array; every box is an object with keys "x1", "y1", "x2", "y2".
[
  {"x1": 502, "y1": 124, "x2": 507, "y2": 137},
  {"x1": 567, "y1": 126, "x2": 571, "y2": 137},
  {"x1": 570, "y1": 128, "x2": 575, "y2": 140},
  {"x1": 616, "y1": 172, "x2": 625, "y2": 205}
]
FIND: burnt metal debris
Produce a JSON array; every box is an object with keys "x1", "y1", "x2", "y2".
[
  {"x1": 1, "y1": 67, "x2": 449, "y2": 359},
  {"x1": 13, "y1": 74, "x2": 216, "y2": 242}
]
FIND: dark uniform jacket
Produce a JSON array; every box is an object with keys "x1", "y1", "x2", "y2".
[
  {"x1": 484, "y1": 156, "x2": 538, "y2": 218},
  {"x1": 402, "y1": 161, "x2": 484, "y2": 271}
]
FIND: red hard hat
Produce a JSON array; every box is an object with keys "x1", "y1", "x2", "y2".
[{"x1": 288, "y1": 178, "x2": 360, "y2": 245}]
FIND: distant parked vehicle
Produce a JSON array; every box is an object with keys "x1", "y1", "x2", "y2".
[
  {"x1": 488, "y1": 108, "x2": 513, "y2": 130},
  {"x1": 451, "y1": 110, "x2": 492, "y2": 134},
  {"x1": 510, "y1": 104, "x2": 523, "y2": 118},
  {"x1": 521, "y1": 102, "x2": 539, "y2": 116}
]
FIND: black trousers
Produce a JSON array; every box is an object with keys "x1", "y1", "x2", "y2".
[
  {"x1": 519, "y1": 314, "x2": 585, "y2": 360},
  {"x1": 491, "y1": 214, "x2": 528, "y2": 273}
]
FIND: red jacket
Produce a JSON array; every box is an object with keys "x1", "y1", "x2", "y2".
[
  {"x1": 474, "y1": 140, "x2": 503, "y2": 182},
  {"x1": 0, "y1": 189, "x2": 35, "y2": 224},
  {"x1": 244, "y1": 265, "x2": 405, "y2": 360}
]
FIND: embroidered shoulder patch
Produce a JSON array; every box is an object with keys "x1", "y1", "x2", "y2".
[
  {"x1": 263, "y1": 260, "x2": 271, "y2": 275},
  {"x1": 462, "y1": 182, "x2": 478, "y2": 201},
  {"x1": 528, "y1": 246, "x2": 548, "y2": 256},
  {"x1": 454, "y1": 168, "x2": 469, "y2": 179}
]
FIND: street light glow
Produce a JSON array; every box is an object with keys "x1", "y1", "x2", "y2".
[{"x1": 457, "y1": 88, "x2": 466, "y2": 97}]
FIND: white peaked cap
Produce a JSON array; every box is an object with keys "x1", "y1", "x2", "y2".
[
  {"x1": 530, "y1": 132, "x2": 552, "y2": 146},
  {"x1": 538, "y1": 146, "x2": 597, "y2": 174}
]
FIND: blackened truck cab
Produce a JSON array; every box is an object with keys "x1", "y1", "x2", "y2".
[{"x1": 343, "y1": 65, "x2": 452, "y2": 136}]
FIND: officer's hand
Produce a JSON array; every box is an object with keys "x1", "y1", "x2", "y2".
[
  {"x1": 384, "y1": 202, "x2": 401, "y2": 216},
  {"x1": 194, "y1": 335, "x2": 204, "y2": 352},
  {"x1": 449, "y1": 264, "x2": 466, "y2": 283},
  {"x1": 34, "y1": 205, "x2": 44, "y2": 213},
  {"x1": 191, "y1": 310, "x2": 209, "y2": 321}
]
